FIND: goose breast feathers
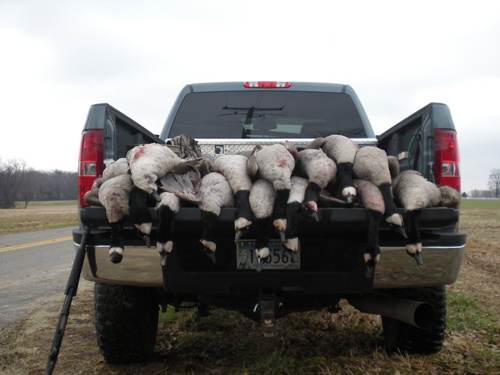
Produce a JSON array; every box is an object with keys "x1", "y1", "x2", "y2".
[
  {"x1": 392, "y1": 170, "x2": 441, "y2": 211},
  {"x1": 198, "y1": 172, "x2": 235, "y2": 215},
  {"x1": 353, "y1": 146, "x2": 391, "y2": 186},
  {"x1": 126, "y1": 143, "x2": 181, "y2": 194},
  {"x1": 98, "y1": 174, "x2": 134, "y2": 223},
  {"x1": 213, "y1": 154, "x2": 252, "y2": 193},
  {"x1": 247, "y1": 143, "x2": 295, "y2": 191},
  {"x1": 296, "y1": 149, "x2": 336, "y2": 189}
]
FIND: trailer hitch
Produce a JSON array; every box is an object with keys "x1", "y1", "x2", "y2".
[
  {"x1": 44, "y1": 225, "x2": 90, "y2": 375},
  {"x1": 253, "y1": 293, "x2": 278, "y2": 337}
]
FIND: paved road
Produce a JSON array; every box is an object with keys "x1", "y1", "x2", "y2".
[{"x1": 0, "y1": 227, "x2": 78, "y2": 331}]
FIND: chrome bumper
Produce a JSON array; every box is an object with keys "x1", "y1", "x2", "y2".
[{"x1": 80, "y1": 243, "x2": 464, "y2": 290}]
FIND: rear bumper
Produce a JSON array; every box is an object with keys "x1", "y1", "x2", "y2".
[{"x1": 75, "y1": 206, "x2": 466, "y2": 293}]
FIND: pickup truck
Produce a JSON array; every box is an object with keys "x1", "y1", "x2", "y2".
[{"x1": 74, "y1": 81, "x2": 466, "y2": 363}]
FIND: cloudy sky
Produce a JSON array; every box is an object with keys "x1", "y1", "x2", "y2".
[{"x1": 0, "y1": 0, "x2": 499, "y2": 193}]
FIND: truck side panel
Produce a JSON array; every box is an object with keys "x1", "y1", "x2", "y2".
[
  {"x1": 84, "y1": 103, "x2": 164, "y2": 161},
  {"x1": 377, "y1": 102, "x2": 456, "y2": 185}
]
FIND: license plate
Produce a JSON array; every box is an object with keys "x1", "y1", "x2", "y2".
[{"x1": 236, "y1": 240, "x2": 300, "y2": 270}]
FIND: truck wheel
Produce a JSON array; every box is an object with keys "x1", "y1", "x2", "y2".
[
  {"x1": 94, "y1": 283, "x2": 159, "y2": 363},
  {"x1": 381, "y1": 286, "x2": 447, "y2": 354}
]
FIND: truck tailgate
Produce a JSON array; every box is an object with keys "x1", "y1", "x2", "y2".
[{"x1": 74, "y1": 206, "x2": 465, "y2": 292}]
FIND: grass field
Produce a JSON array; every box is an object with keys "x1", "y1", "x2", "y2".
[
  {"x1": 13, "y1": 200, "x2": 77, "y2": 208},
  {"x1": 460, "y1": 198, "x2": 500, "y2": 210},
  {"x1": 0, "y1": 200, "x2": 77, "y2": 234}
]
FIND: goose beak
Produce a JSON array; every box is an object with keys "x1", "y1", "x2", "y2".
[
  {"x1": 234, "y1": 226, "x2": 250, "y2": 242},
  {"x1": 301, "y1": 202, "x2": 319, "y2": 221},
  {"x1": 409, "y1": 251, "x2": 424, "y2": 267},
  {"x1": 143, "y1": 234, "x2": 151, "y2": 247},
  {"x1": 159, "y1": 251, "x2": 168, "y2": 267},
  {"x1": 391, "y1": 224, "x2": 407, "y2": 239},
  {"x1": 136, "y1": 230, "x2": 151, "y2": 247},
  {"x1": 345, "y1": 193, "x2": 355, "y2": 205},
  {"x1": 201, "y1": 247, "x2": 217, "y2": 264},
  {"x1": 256, "y1": 258, "x2": 264, "y2": 272},
  {"x1": 365, "y1": 266, "x2": 375, "y2": 279},
  {"x1": 279, "y1": 229, "x2": 286, "y2": 243},
  {"x1": 151, "y1": 190, "x2": 161, "y2": 202},
  {"x1": 286, "y1": 249, "x2": 299, "y2": 263}
]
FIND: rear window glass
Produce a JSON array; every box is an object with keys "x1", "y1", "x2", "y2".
[{"x1": 168, "y1": 91, "x2": 367, "y2": 138}]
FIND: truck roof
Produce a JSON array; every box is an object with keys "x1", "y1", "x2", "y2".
[{"x1": 186, "y1": 81, "x2": 348, "y2": 93}]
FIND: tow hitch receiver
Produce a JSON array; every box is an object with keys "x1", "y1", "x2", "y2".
[{"x1": 259, "y1": 298, "x2": 276, "y2": 337}]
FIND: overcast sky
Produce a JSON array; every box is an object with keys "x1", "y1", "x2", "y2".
[{"x1": 0, "y1": 0, "x2": 499, "y2": 193}]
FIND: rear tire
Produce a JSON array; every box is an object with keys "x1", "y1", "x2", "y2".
[
  {"x1": 94, "y1": 283, "x2": 159, "y2": 363},
  {"x1": 381, "y1": 286, "x2": 447, "y2": 354}
]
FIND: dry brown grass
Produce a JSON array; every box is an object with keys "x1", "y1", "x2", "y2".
[
  {"x1": 0, "y1": 203, "x2": 77, "y2": 234},
  {"x1": 1, "y1": 203, "x2": 499, "y2": 374}
]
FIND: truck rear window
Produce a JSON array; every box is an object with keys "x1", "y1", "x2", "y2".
[{"x1": 168, "y1": 91, "x2": 367, "y2": 139}]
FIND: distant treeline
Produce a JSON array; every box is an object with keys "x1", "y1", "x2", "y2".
[
  {"x1": 466, "y1": 189, "x2": 498, "y2": 198},
  {"x1": 0, "y1": 159, "x2": 77, "y2": 208}
]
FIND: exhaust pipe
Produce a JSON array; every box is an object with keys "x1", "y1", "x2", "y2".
[{"x1": 347, "y1": 294, "x2": 436, "y2": 329}]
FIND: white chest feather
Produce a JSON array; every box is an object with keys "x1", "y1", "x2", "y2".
[
  {"x1": 213, "y1": 155, "x2": 252, "y2": 192},
  {"x1": 249, "y1": 179, "x2": 275, "y2": 219},
  {"x1": 253, "y1": 144, "x2": 295, "y2": 191},
  {"x1": 393, "y1": 170, "x2": 441, "y2": 210},
  {"x1": 353, "y1": 146, "x2": 391, "y2": 186},
  {"x1": 322, "y1": 135, "x2": 359, "y2": 164},
  {"x1": 298, "y1": 149, "x2": 336, "y2": 188},
  {"x1": 198, "y1": 172, "x2": 235, "y2": 215},
  {"x1": 288, "y1": 176, "x2": 309, "y2": 203}
]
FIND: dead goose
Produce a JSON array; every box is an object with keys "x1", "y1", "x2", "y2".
[
  {"x1": 294, "y1": 148, "x2": 336, "y2": 220},
  {"x1": 354, "y1": 178, "x2": 385, "y2": 277},
  {"x1": 392, "y1": 170, "x2": 449, "y2": 266},
  {"x1": 97, "y1": 174, "x2": 134, "y2": 264},
  {"x1": 306, "y1": 135, "x2": 358, "y2": 204},
  {"x1": 353, "y1": 146, "x2": 407, "y2": 240},
  {"x1": 155, "y1": 191, "x2": 181, "y2": 267},
  {"x1": 249, "y1": 179, "x2": 276, "y2": 271},
  {"x1": 247, "y1": 142, "x2": 298, "y2": 241},
  {"x1": 198, "y1": 172, "x2": 235, "y2": 263},
  {"x1": 282, "y1": 176, "x2": 309, "y2": 262},
  {"x1": 213, "y1": 154, "x2": 253, "y2": 242}
]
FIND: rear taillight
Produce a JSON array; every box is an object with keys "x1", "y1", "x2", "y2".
[
  {"x1": 434, "y1": 128, "x2": 460, "y2": 192},
  {"x1": 244, "y1": 81, "x2": 291, "y2": 88},
  {"x1": 78, "y1": 129, "x2": 104, "y2": 208}
]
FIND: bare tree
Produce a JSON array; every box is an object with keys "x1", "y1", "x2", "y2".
[
  {"x1": 488, "y1": 169, "x2": 500, "y2": 198},
  {"x1": 0, "y1": 159, "x2": 27, "y2": 208},
  {"x1": 19, "y1": 169, "x2": 43, "y2": 208}
]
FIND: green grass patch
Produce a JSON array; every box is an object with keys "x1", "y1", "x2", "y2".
[
  {"x1": 447, "y1": 293, "x2": 500, "y2": 334},
  {"x1": 460, "y1": 199, "x2": 500, "y2": 210},
  {"x1": 447, "y1": 292, "x2": 500, "y2": 372}
]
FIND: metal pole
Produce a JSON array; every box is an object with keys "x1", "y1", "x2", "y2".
[{"x1": 44, "y1": 225, "x2": 90, "y2": 375}]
